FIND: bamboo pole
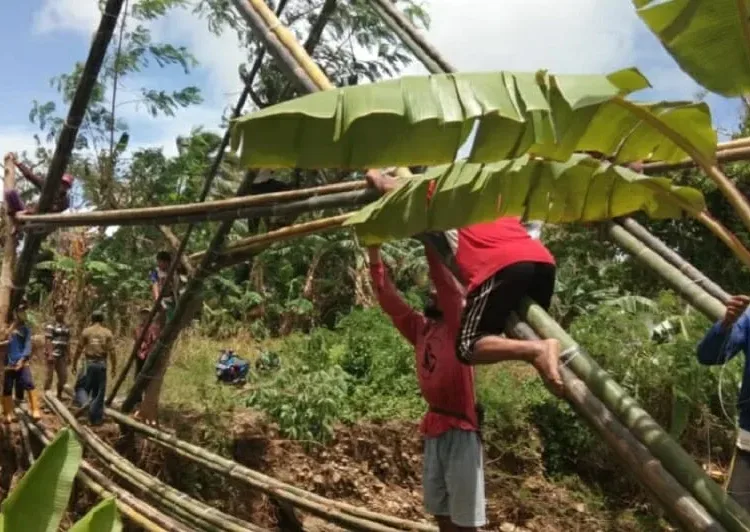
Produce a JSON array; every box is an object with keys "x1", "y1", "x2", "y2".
[
  {"x1": 106, "y1": 24, "x2": 284, "y2": 406},
  {"x1": 643, "y1": 146, "x2": 750, "y2": 174},
  {"x1": 103, "y1": 406, "x2": 437, "y2": 532},
  {"x1": 615, "y1": 218, "x2": 731, "y2": 304},
  {"x1": 0, "y1": 154, "x2": 16, "y2": 326},
  {"x1": 44, "y1": 394, "x2": 267, "y2": 532},
  {"x1": 505, "y1": 316, "x2": 725, "y2": 532},
  {"x1": 20, "y1": 414, "x2": 186, "y2": 532},
  {"x1": 17, "y1": 180, "x2": 369, "y2": 230},
  {"x1": 10, "y1": 0, "x2": 127, "y2": 312}
]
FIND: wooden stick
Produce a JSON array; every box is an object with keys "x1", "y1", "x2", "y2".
[{"x1": 643, "y1": 146, "x2": 750, "y2": 174}]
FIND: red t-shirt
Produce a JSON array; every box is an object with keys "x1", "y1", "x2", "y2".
[
  {"x1": 427, "y1": 181, "x2": 555, "y2": 293},
  {"x1": 370, "y1": 249, "x2": 478, "y2": 437}
]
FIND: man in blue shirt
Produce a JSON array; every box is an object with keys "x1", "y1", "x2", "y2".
[
  {"x1": 2, "y1": 304, "x2": 41, "y2": 423},
  {"x1": 697, "y1": 294, "x2": 750, "y2": 510}
]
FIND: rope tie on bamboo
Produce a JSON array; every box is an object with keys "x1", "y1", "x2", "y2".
[{"x1": 559, "y1": 344, "x2": 581, "y2": 368}]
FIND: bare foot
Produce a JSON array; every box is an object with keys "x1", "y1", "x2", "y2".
[{"x1": 532, "y1": 339, "x2": 564, "y2": 397}]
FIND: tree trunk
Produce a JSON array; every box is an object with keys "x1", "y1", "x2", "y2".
[{"x1": 0, "y1": 154, "x2": 16, "y2": 325}]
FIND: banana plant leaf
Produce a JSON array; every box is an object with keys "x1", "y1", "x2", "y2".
[
  {"x1": 69, "y1": 499, "x2": 122, "y2": 532},
  {"x1": 633, "y1": 0, "x2": 750, "y2": 97},
  {"x1": 0, "y1": 428, "x2": 82, "y2": 532},
  {"x1": 343, "y1": 154, "x2": 706, "y2": 245},
  {"x1": 230, "y1": 69, "x2": 716, "y2": 169}
]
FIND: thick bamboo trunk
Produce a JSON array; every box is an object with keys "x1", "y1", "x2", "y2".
[
  {"x1": 45, "y1": 393, "x2": 267, "y2": 532},
  {"x1": 518, "y1": 301, "x2": 750, "y2": 532},
  {"x1": 0, "y1": 154, "x2": 16, "y2": 325},
  {"x1": 11, "y1": 0, "x2": 127, "y2": 312},
  {"x1": 21, "y1": 414, "x2": 187, "y2": 532},
  {"x1": 18, "y1": 180, "x2": 369, "y2": 230},
  {"x1": 103, "y1": 406, "x2": 437, "y2": 532},
  {"x1": 506, "y1": 316, "x2": 724, "y2": 532},
  {"x1": 615, "y1": 218, "x2": 730, "y2": 304}
]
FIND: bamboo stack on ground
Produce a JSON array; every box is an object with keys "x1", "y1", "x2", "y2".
[
  {"x1": 101, "y1": 404, "x2": 437, "y2": 532},
  {"x1": 366, "y1": 2, "x2": 750, "y2": 530},
  {"x1": 19, "y1": 411, "x2": 187, "y2": 532},
  {"x1": 11, "y1": 0, "x2": 128, "y2": 312},
  {"x1": 45, "y1": 394, "x2": 268, "y2": 532}
]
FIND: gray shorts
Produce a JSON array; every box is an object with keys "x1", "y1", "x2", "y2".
[{"x1": 423, "y1": 429, "x2": 486, "y2": 528}]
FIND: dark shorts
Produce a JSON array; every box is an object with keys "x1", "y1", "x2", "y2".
[
  {"x1": 456, "y1": 261, "x2": 556, "y2": 363},
  {"x1": 728, "y1": 446, "x2": 750, "y2": 512}
]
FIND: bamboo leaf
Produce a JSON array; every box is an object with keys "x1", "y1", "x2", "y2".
[
  {"x1": 344, "y1": 154, "x2": 705, "y2": 245},
  {"x1": 230, "y1": 71, "x2": 716, "y2": 169},
  {"x1": 0, "y1": 428, "x2": 82, "y2": 532},
  {"x1": 69, "y1": 498, "x2": 122, "y2": 532},
  {"x1": 633, "y1": 0, "x2": 750, "y2": 97},
  {"x1": 669, "y1": 388, "x2": 691, "y2": 440}
]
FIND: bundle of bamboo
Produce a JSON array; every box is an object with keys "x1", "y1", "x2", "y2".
[
  {"x1": 44, "y1": 394, "x2": 268, "y2": 532},
  {"x1": 19, "y1": 410, "x2": 186, "y2": 531}
]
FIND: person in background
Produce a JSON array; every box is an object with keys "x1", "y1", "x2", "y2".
[
  {"x1": 365, "y1": 170, "x2": 563, "y2": 397},
  {"x1": 2, "y1": 303, "x2": 41, "y2": 422},
  {"x1": 150, "y1": 251, "x2": 182, "y2": 323},
  {"x1": 696, "y1": 294, "x2": 750, "y2": 511},
  {"x1": 4, "y1": 153, "x2": 74, "y2": 237},
  {"x1": 368, "y1": 245, "x2": 485, "y2": 532},
  {"x1": 72, "y1": 310, "x2": 116, "y2": 426},
  {"x1": 44, "y1": 303, "x2": 71, "y2": 399}
]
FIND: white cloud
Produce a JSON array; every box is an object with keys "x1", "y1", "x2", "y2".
[{"x1": 33, "y1": 0, "x2": 100, "y2": 36}]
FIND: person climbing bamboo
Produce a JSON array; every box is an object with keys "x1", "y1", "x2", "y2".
[
  {"x1": 696, "y1": 294, "x2": 750, "y2": 511},
  {"x1": 1, "y1": 303, "x2": 41, "y2": 422},
  {"x1": 44, "y1": 303, "x2": 71, "y2": 399},
  {"x1": 368, "y1": 245, "x2": 486, "y2": 531},
  {"x1": 72, "y1": 310, "x2": 116, "y2": 426},
  {"x1": 150, "y1": 251, "x2": 184, "y2": 324},
  {"x1": 3, "y1": 153, "x2": 74, "y2": 238},
  {"x1": 365, "y1": 170, "x2": 564, "y2": 397},
  {"x1": 131, "y1": 308, "x2": 163, "y2": 418}
]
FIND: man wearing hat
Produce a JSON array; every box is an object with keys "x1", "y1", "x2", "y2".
[
  {"x1": 2, "y1": 303, "x2": 41, "y2": 422},
  {"x1": 72, "y1": 310, "x2": 116, "y2": 425}
]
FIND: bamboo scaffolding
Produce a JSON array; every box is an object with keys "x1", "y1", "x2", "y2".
[
  {"x1": 10, "y1": 0, "x2": 127, "y2": 312},
  {"x1": 0, "y1": 154, "x2": 16, "y2": 325},
  {"x1": 45, "y1": 394, "x2": 267, "y2": 532},
  {"x1": 505, "y1": 316, "x2": 725, "y2": 532},
  {"x1": 17, "y1": 180, "x2": 369, "y2": 230},
  {"x1": 371, "y1": 3, "x2": 750, "y2": 530},
  {"x1": 615, "y1": 217, "x2": 731, "y2": 304},
  {"x1": 20, "y1": 413, "x2": 186, "y2": 532},
  {"x1": 106, "y1": 20, "x2": 285, "y2": 406},
  {"x1": 103, "y1": 406, "x2": 436, "y2": 532}
]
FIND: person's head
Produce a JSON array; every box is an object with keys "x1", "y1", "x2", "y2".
[
  {"x1": 15, "y1": 303, "x2": 27, "y2": 323},
  {"x1": 61, "y1": 174, "x2": 74, "y2": 190},
  {"x1": 156, "y1": 251, "x2": 171, "y2": 271},
  {"x1": 139, "y1": 307, "x2": 150, "y2": 324},
  {"x1": 91, "y1": 310, "x2": 105, "y2": 324},
  {"x1": 54, "y1": 303, "x2": 66, "y2": 321},
  {"x1": 423, "y1": 288, "x2": 443, "y2": 321}
]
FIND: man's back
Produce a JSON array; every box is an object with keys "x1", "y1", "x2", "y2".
[{"x1": 82, "y1": 324, "x2": 113, "y2": 359}]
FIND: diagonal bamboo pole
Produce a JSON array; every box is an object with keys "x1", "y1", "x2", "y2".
[
  {"x1": 11, "y1": 0, "x2": 127, "y2": 312},
  {"x1": 106, "y1": 9, "x2": 285, "y2": 406},
  {"x1": 20, "y1": 413, "x2": 186, "y2": 532}
]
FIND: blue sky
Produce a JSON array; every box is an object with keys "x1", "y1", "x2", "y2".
[{"x1": 0, "y1": 0, "x2": 744, "y2": 161}]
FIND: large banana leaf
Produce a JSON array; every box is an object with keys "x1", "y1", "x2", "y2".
[
  {"x1": 343, "y1": 154, "x2": 706, "y2": 245},
  {"x1": 633, "y1": 0, "x2": 750, "y2": 97},
  {"x1": 0, "y1": 428, "x2": 82, "y2": 532},
  {"x1": 230, "y1": 70, "x2": 716, "y2": 169},
  {"x1": 69, "y1": 499, "x2": 122, "y2": 532}
]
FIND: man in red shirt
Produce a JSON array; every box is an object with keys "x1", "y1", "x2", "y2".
[
  {"x1": 366, "y1": 170, "x2": 563, "y2": 397},
  {"x1": 369, "y1": 244, "x2": 485, "y2": 531}
]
